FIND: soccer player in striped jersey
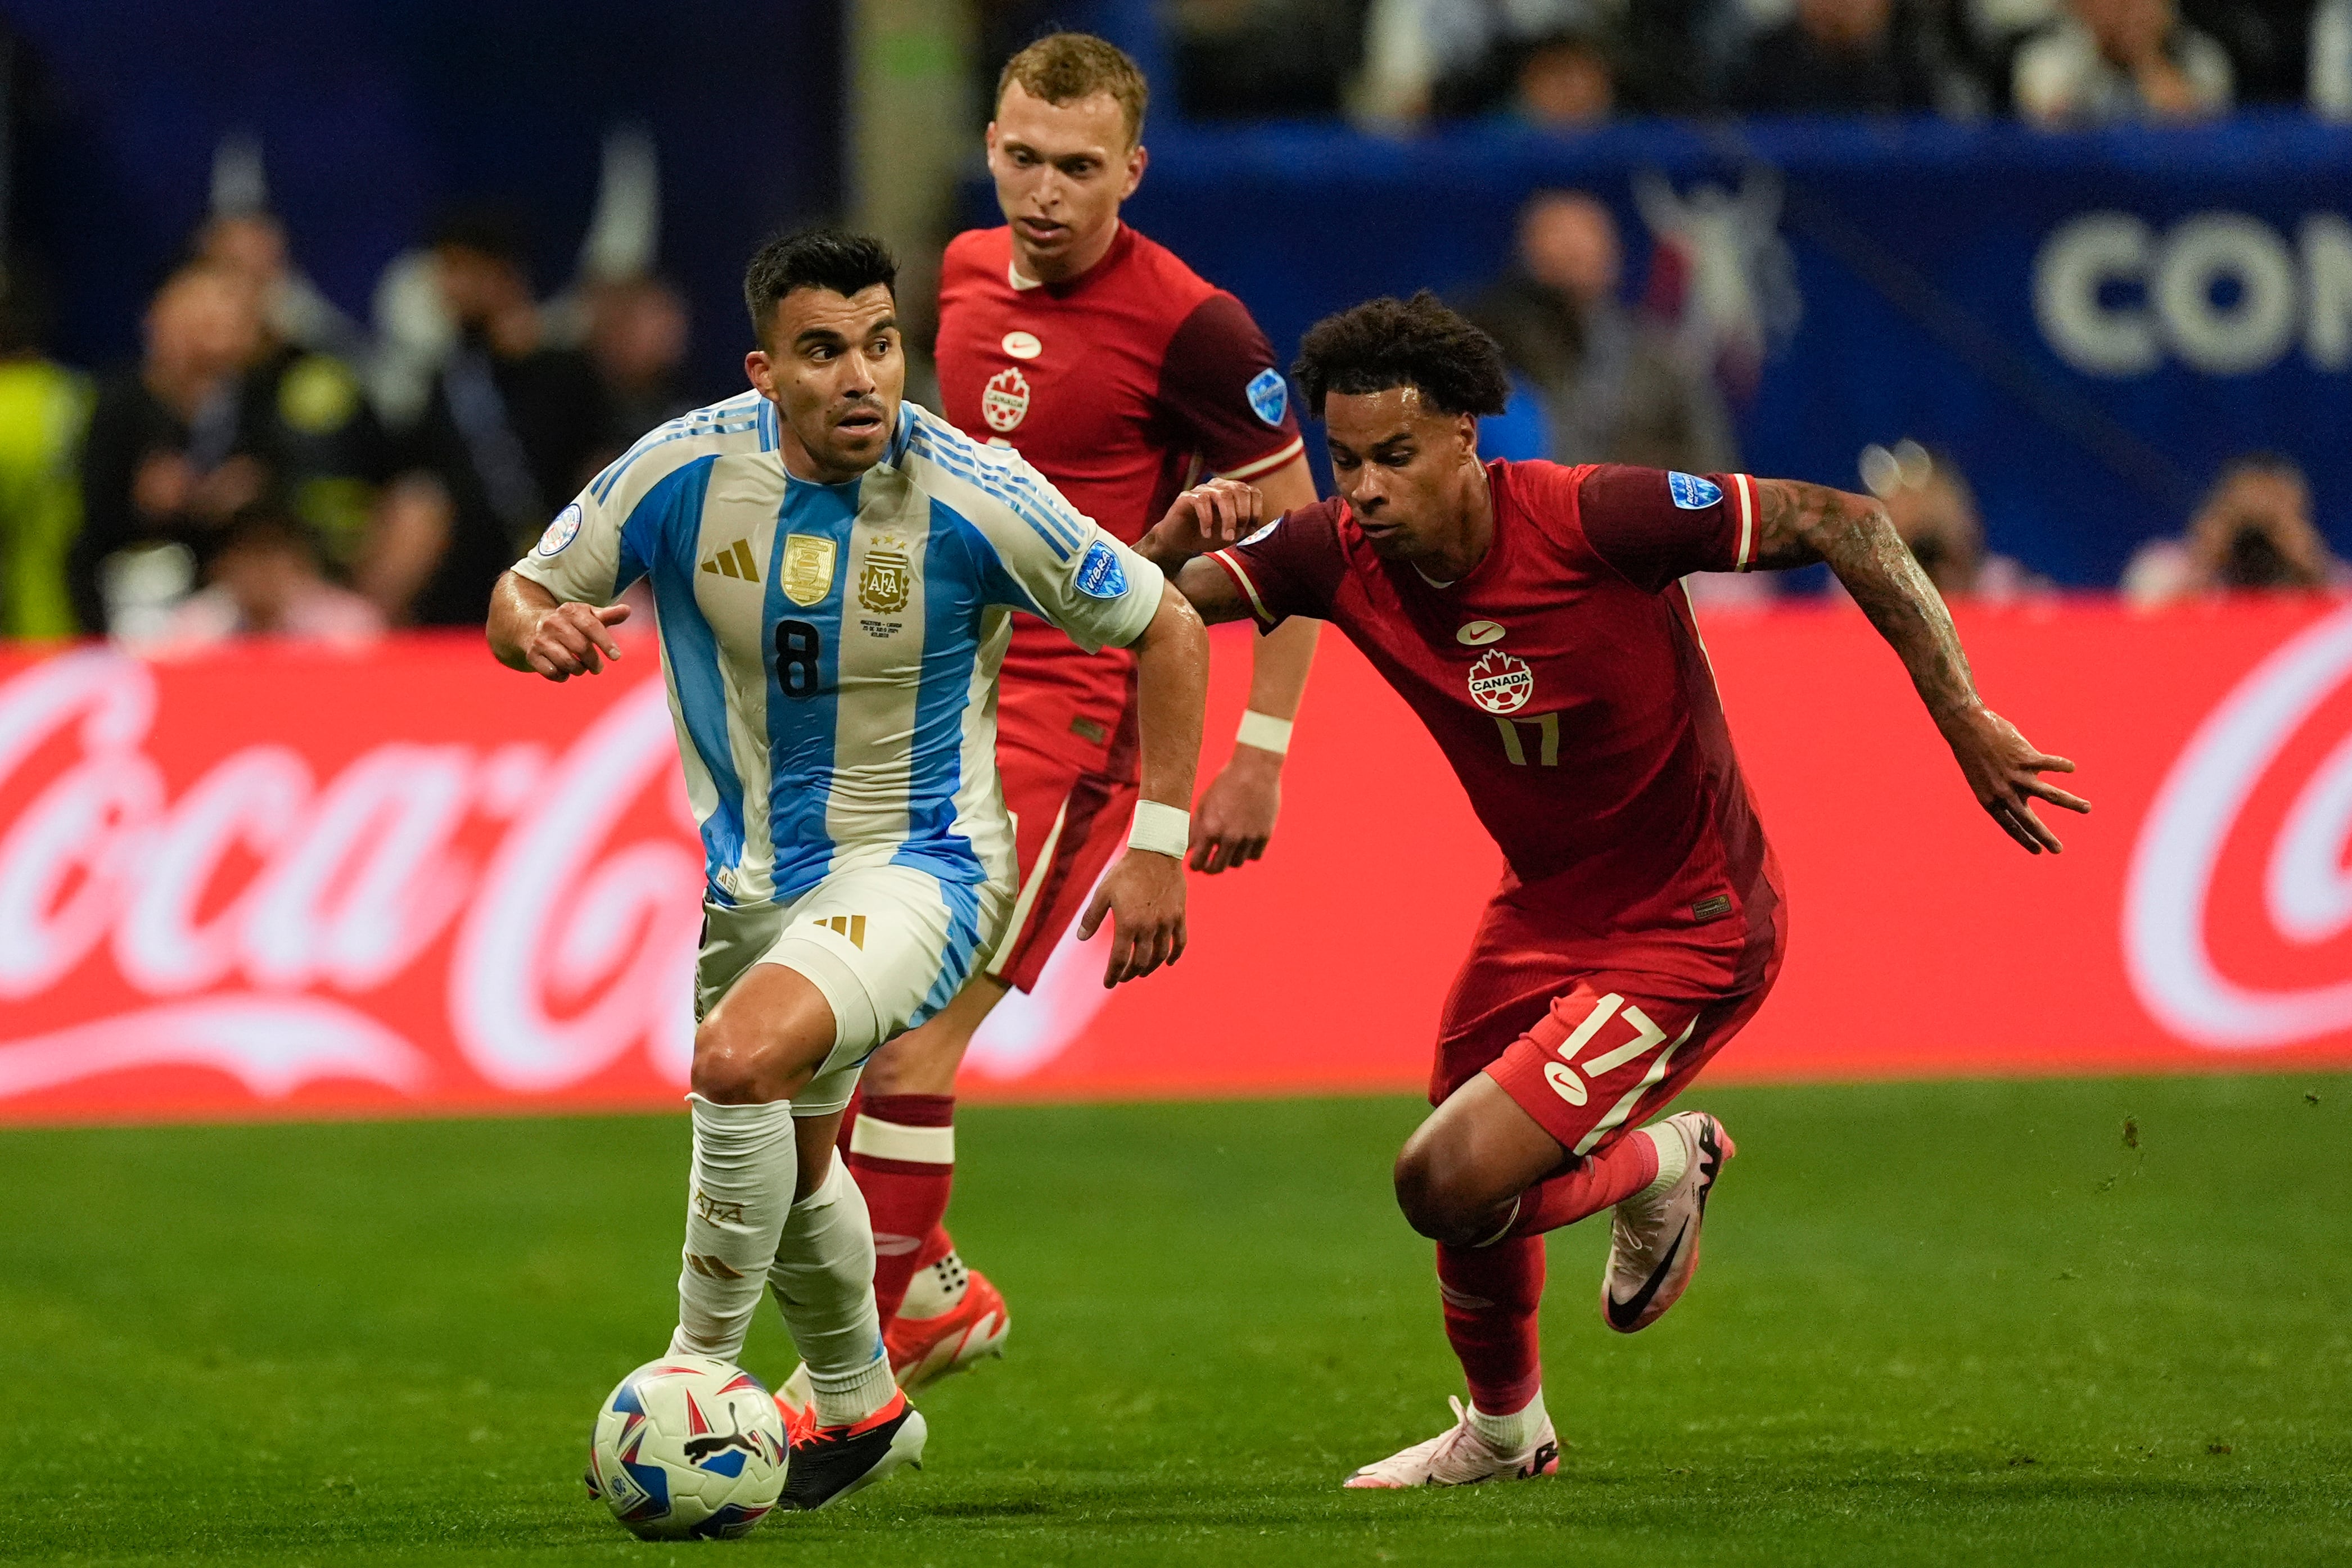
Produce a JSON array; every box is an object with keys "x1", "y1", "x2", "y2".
[
  {"x1": 1137, "y1": 292, "x2": 2088, "y2": 1488},
  {"x1": 486, "y1": 229, "x2": 1211, "y2": 1510},
  {"x1": 838, "y1": 31, "x2": 1328, "y2": 1393}
]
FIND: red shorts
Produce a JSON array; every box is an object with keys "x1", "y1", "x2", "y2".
[
  {"x1": 1434, "y1": 863, "x2": 1787, "y2": 1157},
  {"x1": 983, "y1": 670, "x2": 1140, "y2": 993}
]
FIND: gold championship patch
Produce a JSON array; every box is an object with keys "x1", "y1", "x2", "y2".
[{"x1": 782, "y1": 534, "x2": 837, "y2": 607}]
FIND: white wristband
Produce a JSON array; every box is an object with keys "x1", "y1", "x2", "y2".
[
  {"x1": 1127, "y1": 799, "x2": 1191, "y2": 858},
  {"x1": 1236, "y1": 710, "x2": 1293, "y2": 756}
]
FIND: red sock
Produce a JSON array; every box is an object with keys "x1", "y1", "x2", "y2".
[
  {"x1": 1507, "y1": 1131, "x2": 1659, "y2": 1239},
  {"x1": 841, "y1": 1093, "x2": 956, "y2": 1321},
  {"x1": 1436, "y1": 1236, "x2": 1546, "y2": 1416}
]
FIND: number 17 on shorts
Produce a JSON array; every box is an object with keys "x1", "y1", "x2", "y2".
[{"x1": 1485, "y1": 980, "x2": 1768, "y2": 1156}]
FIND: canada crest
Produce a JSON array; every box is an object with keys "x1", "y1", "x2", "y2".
[
  {"x1": 982, "y1": 366, "x2": 1031, "y2": 432},
  {"x1": 1467, "y1": 649, "x2": 1534, "y2": 713}
]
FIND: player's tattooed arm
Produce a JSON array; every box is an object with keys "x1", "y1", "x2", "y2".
[{"x1": 1750, "y1": 479, "x2": 2092, "y2": 855}]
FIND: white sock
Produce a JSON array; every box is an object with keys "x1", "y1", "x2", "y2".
[
  {"x1": 768, "y1": 1155, "x2": 895, "y2": 1427},
  {"x1": 1467, "y1": 1389, "x2": 1549, "y2": 1454},
  {"x1": 807, "y1": 1347, "x2": 896, "y2": 1430},
  {"x1": 667, "y1": 1094, "x2": 796, "y2": 1361},
  {"x1": 898, "y1": 1248, "x2": 970, "y2": 1321},
  {"x1": 1633, "y1": 1123, "x2": 1689, "y2": 1204}
]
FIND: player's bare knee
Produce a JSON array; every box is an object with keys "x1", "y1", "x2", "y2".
[
  {"x1": 1393, "y1": 1142, "x2": 1465, "y2": 1242},
  {"x1": 690, "y1": 1018, "x2": 791, "y2": 1104},
  {"x1": 689, "y1": 1032, "x2": 762, "y2": 1104},
  {"x1": 1395, "y1": 1126, "x2": 1502, "y2": 1244}
]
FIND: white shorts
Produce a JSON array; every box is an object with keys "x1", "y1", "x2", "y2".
[{"x1": 694, "y1": 864, "x2": 1008, "y2": 1118}]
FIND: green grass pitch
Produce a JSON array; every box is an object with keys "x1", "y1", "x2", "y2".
[{"x1": 3, "y1": 1076, "x2": 2348, "y2": 1566}]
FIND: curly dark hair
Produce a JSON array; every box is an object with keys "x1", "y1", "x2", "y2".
[
  {"x1": 1290, "y1": 291, "x2": 1510, "y2": 420},
  {"x1": 743, "y1": 227, "x2": 899, "y2": 345}
]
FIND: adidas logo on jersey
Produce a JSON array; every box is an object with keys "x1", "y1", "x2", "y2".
[{"x1": 701, "y1": 539, "x2": 761, "y2": 581}]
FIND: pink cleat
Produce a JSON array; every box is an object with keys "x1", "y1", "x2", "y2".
[
  {"x1": 1344, "y1": 1398, "x2": 1560, "y2": 1489},
  {"x1": 1601, "y1": 1111, "x2": 1735, "y2": 1334}
]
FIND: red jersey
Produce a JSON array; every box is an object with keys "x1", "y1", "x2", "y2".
[
  {"x1": 1211, "y1": 460, "x2": 1778, "y2": 947},
  {"x1": 936, "y1": 223, "x2": 1303, "y2": 753}
]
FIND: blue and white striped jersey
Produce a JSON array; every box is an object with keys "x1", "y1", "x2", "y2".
[{"x1": 513, "y1": 391, "x2": 1167, "y2": 908}]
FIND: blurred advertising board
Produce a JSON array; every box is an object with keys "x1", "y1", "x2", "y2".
[{"x1": 3, "y1": 600, "x2": 2349, "y2": 1125}]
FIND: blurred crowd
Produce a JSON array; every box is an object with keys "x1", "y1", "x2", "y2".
[
  {"x1": 1458, "y1": 186, "x2": 2349, "y2": 606},
  {"x1": 1173, "y1": 0, "x2": 2352, "y2": 125},
  {"x1": 0, "y1": 203, "x2": 702, "y2": 648},
  {"x1": 0, "y1": 172, "x2": 2342, "y2": 652}
]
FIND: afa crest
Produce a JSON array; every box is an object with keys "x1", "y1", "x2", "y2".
[{"x1": 859, "y1": 546, "x2": 912, "y2": 614}]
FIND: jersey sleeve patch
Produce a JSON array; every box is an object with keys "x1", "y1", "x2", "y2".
[
  {"x1": 1246, "y1": 368, "x2": 1289, "y2": 427},
  {"x1": 1075, "y1": 538, "x2": 1130, "y2": 599},
  {"x1": 1667, "y1": 472, "x2": 1723, "y2": 509},
  {"x1": 1574, "y1": 464, "x2": 1745, "y2": 593},
  {"x1": 1158, "y1": 293, "x2": 1303, "y2": 476},
  {"x1": 535, "y1": 502, "x2": 584, "y2": 555}
]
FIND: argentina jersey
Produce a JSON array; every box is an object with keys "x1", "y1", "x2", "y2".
[{"x1": 513, "y1": 391, "x2": 1167, "y2": 908}]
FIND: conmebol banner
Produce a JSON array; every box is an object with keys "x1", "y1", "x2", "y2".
[{"x1": 1, "y1": 602, "x2": 2347, "y2": 1125}]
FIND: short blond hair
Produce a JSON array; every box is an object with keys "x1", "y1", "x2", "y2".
[{"x1": 996, "y1": 32, "x2": 1148, "y2": 146}]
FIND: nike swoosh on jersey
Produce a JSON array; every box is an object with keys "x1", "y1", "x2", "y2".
[{"x1": 1606, "y1": 1217, "x2": 1689, "y2": 1330}]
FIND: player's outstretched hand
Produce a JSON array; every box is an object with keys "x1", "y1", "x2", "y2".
[
  {"x1": 1136, "y1": 478, "x2": 1263, "y2": 571},
  {"x1": 525, "y1": 601, "x2": 630, "y2": 682},
  {"x1": 1941, "y1": 706, "x2": 2090, "y2": 854},
  {"x1": 1077, "y1": 848, "x2": 1188, "y2": 987},
  {"x1": 1190, "y1": 748, "x2": 1281, "y2": 874}
]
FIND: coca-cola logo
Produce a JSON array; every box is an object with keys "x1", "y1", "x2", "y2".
[
  {"x1": 0, "y1": 650, "x2": 703, "y2": 1108},
  {"x1": 2125, "y1": 603, "x2": 2352, "y2": 1049}
]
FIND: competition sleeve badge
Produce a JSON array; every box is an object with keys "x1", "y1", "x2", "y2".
[
  {"x1": 1245, "y1": 368, "x2": 1288, "y2": 427},
  {"x1": 1667, "y1": 472, "x2": 1723, "y2": 509},
  {"x1": 782, "y1": 534, "x2": 838, "y2": 607},
  {"x1": 1075, "y1": 539, "x2": 1130, "y2": 599},
  {"x1": 535, "y1": 503, "x2": 583, "y2": 556}
]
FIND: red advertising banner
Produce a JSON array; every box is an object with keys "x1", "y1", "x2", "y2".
[{"x1": 3, "y1": 599, "x2": 2349, "y2": 1125}]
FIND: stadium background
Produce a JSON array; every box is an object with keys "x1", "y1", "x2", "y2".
[
  {"x1": 3, "y1": 0, "x2": 2351, "y2": 1120},
  {"x1": 2, "y1": 6, "x2": 2349, "y2": 1565}
]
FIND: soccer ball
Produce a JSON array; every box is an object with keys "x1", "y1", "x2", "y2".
[{"x1": 585, "y1": 1355, "x2": 789, "y2": 1540}]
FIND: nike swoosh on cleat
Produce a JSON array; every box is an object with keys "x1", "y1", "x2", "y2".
[
  {"x1": 1695, "y1": 1122, "x2": 1724, "y2": 1214},
  {"x1": 1518, "y1": 1439, "x2": 1561, "y2": 1478},
  {"x1": 1606, "y1": 1218, "x2": 1689, "y2": 1330}
]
